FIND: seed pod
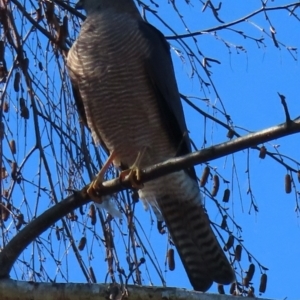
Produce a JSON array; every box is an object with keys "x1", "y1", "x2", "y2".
[
  {"x1": 3, "y1": 189, "x2": 8, "y2": 198},
  {"x1": 247, "y1": 263, "x2": 255, "y2": 281},
  {"x1": 1, "y1": 167, "x2": 8, "y2": 179},
  {"x1": 211, "y1": 174, "x2": 219, "y2": 197},
  {"x1": 131, "y1": 190, "x2": 139, "y2": 203},
  {"x1": 16, "y1": 213, "x2": 24, "y2": 230},
  {"x1": 63, "y1": 15, "x2": 69, "y2": 37},
  {"x1": 259, "y1": 146, "x2": 267, "y2": 159},
  {"x1": 285, "y1": 174, "x2": 291, "y2": 194},
  {"x1": 243, "y1": 276, "x2": 250, "y2": 287},
  {"x1": 19, "y1": 97, "x2": 26, "y2": 108},
  {"x1": 167, "y1": 248, "x2": 175, "y2": 271},
  {"x1": 229, "y1": 282, "x2": 236, "y2": 295},
  {"x1": 217, "y1": 284, "x2": 225, "y2": 294},
  {"x1": 297, "y1": 171, "x2": 300, "y2": 183},
  {"x1": 1, "y1": 202, "x2": 11, "y2": 221},
  {"x1": 224, "y1": 235, "x2": 234, "y2": 251},
  {"x1": 3, "y1": 101, "x2": 9, "y2": 112},
  {"x1": 0, "y1": 41, "x2": 4, "y2": 61},
  {"x1": 55, "y1": 226, "x2": 60, "y2": 240},
  {"x1": 78, "y1": 237, "x2": 87, "y2": 251},
  {"x1": 139, "y1": 257, "x2": 146, "y2": 264},
  {"x1": 200, "y1": 166, "x2": 210, "y2": 187},
  {"x1": 9, "y1": 140, "x2": 16, "y2": 154},
  {"x1": 220, "y1": 215, "x2": 227, "y2": 229},
  {"x1": 88, "y1": 204, "x2": 96, "y2": 225},
  {"x1": 227, "y1": 129, "x2": 234, "y2": 139},
  {"x1": 11, "y1": 162, "x2": 17, "y2": 180},
  {"x1": 0, "y1": 122, "x2": 4, "y2": 140},
  {"x1": 38, "y1": 61, "x2": 43, "y2": 71},
  {"x1": 222, "y1": 188, "x2": 230, "y2": 202},
  {"x1": 259, "y1": 273, "x2": 267, "y2": 293},
  {"x1": 89, "y1": 266, "x2": 96, "y2": 283},
  {"x1": 234, "y1": 244, "x2": 242, "y2": 261},
  {"x1": 13, "y1": 71, "x2": 21, "y2": 92},
  {"x1": 21, "y1": 106, "x2": 30, "y2": 119}
]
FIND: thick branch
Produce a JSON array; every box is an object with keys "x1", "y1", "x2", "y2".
[
  {"x1": 0, "y1": 118, "x2": 299, "y2": 278},
  {"x1": 0, "y1": 279, "x2": 266, "y2": 300}
]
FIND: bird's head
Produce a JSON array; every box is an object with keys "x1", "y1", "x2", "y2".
[{"x1": 74, "y1": 0, "x2": 141, "y2": 18}]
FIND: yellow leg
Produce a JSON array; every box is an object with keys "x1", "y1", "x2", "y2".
[
  {"x1": 120, "y1": 147, "x2": 147, "y2": 189},
  {"x1": 87, "y1": 151, "x2": 116, "y2": 203}
]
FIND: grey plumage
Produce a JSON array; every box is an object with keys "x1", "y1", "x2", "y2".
[{"x1": 67, "y1": 0, "x2": 234, "y2": 291}]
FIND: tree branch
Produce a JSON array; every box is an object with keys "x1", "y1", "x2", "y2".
[
  {"x1": 0, "y1": 118, "x2": 299, "y2": 279},
  {"x1": 0, "y1": 278, "x2": 268, "y2": 300}
]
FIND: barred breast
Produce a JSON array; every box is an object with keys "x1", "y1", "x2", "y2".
[{"x1": 68, "y1": 9, "x2": 174, "y2": 168}]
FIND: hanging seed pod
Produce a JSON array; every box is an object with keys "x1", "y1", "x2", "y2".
[
  {"x1": 16, "y1": 213, "x2": 24, "y2": 230},
  {"x1": 167, "y1": 248, "x2": 175, "y2": 271},
  {"x1": 3, "y1": 189, "x2": 9, "y2": 198},
  {"x1": 38, "y1": 61, "x2": 43, "y2": 71},
  {"x1": 9, "y1": 140, "x2": 16, "y2": 154},
  {"x1": 3, "y1": 101, "x2": 9, "y2": 113},
  {"x1": 247, "y1": 263, "x2": 255, "y2": 281},
  {"x1": 13, "y1": 71, "x2": 21, "y2": 92},
  {"x1": 285, "y1": 174, "x2": 291, "y2": 194},
  {"x1": 89, "y1": 266, "x2": 96, "y2": 283},
  {"x1": 1, "y1": 202, "x2": 10, "y2": 221},
  {"x1": 200, "y1": 166, "x2": 210, "y2": 187},
  {"x1": 88, "y1": 204, "x2": 96, "y2": 225},
  {"x1": 229, "y1": 282, "x2": 236, "y2": 295},
  {"x1": 0, "y1": 122, "x2": 4, "y2": 140},
  {"x1": 21, "y1": 106, "x2": 30, "y2": 119},
  {"x1": 224, "y1": 235, "x2": 234, "y2": 251},
  {"x1": 0, "y1": 41, "x2": 5, "y2": 61},
  {"x1": 222, "y1": 188, "x2": 230, "y2": 202},
  {"x1": 227, "y1": 129, "x2": 234, "y2": 139},
  {"x1": 55, "y1": 226, "x2": 60, "y2": 240},
  {"x1": 234, "y1": 244, "x2": 242, "y2": 262},
  {"x1": 11, "y1": 162, "x2": 17, "y2": 180},
  {"x1": 211, "y1": 174, "x2": 219, "y2": 197},
  {"x1": 259, "y1": 146, "x2": 267, "y2": 159},
  {"x1": 220, "y1": 215, "x2": 227, "y2": 229},
  {"x1": 78, "y1": 237, "x2": 87, "y2": 251},
  {"x1": 259, "y1": 273, "x2": 267, "y2": 293},
  {"x1": 131, "y1": 190, "x2": 139, "y2": 203},
  {"x1": 63, "y1": 15, "x2": 69, "y2": 37},
  {"x1": 217, "y1": 284, "x2": 225, "y2": 294},
  {"x1": 243, "y1": 276, "x2": 250, "y2": 288},
  {"x1": 1, "y1": 167, "x2": 8, "y2": 179}
]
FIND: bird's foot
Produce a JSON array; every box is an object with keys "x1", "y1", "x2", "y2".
[
  {"x1": 87, "y1": 175, "x2": 105, "y2": 203},
  {"x1": 120, "y1": 148, "x2": 148, "y2": 189},
  {"x1": 120, "y1": 167, "x2": 143, "y2": 189}
]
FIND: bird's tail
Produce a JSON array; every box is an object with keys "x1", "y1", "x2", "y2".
[{"x1": 140, "y1": 170, "x2": 235, "y2": 292}]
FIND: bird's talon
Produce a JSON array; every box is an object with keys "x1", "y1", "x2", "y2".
[
  {"x1": 121, "y1": 168, "x2": 143, "y2": 189},
  {"x1": 87, "y1": 180, "x2": 103, "y2": 203}
]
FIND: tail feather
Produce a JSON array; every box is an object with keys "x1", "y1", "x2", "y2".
[{"x1": 140, "y1": 171, "x2": 235, "y2": 292}]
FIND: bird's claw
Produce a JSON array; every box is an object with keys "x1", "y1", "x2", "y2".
[
  {"x1": 87, "y1": 177, "x2": 104, "y2": 203},
  {"x1": 120, "y1": 167, "x2": 143, "y2": 189}
]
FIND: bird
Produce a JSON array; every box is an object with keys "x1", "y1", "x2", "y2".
[{"x1": 67, "y1": 0, "x2": 235, "y2": 292}]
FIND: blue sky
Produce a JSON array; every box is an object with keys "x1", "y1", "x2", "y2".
[{"x1": 145, "y1": 1, "x2": 300, "y2": 298}]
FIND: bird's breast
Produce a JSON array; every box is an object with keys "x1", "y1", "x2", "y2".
[{"x1": 71, "y1": 11, "x2": 174, "y2": 168}]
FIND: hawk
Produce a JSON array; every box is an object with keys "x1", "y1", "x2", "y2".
[{"x1": 67, "y1": 0, "x2": 234, "y2": 291}]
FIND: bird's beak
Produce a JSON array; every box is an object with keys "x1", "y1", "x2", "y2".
[{"x1": 75, "y1": 0, "x2": 83, "y2": 10}]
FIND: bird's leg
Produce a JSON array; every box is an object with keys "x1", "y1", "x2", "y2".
[
  {"x1": 87, "y1": 151, "x2": 116, "y2": 203},
  {"x1": 120, "y1": 147, "x2": 147, "y2": 189}
]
